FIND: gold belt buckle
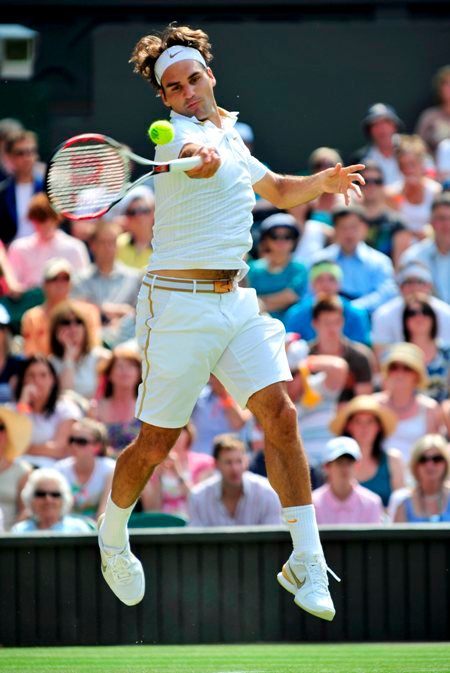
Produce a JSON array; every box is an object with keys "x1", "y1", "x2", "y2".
[{"x1": 214, "y1": 279, "x2": 233, "y2": 294}]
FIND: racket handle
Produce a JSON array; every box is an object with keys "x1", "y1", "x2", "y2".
[{"x1": 171, "y1": 156, "x2": 202, "y2": 172}]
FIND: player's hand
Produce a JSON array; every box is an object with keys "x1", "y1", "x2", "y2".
[
  {"x1": 321, "y1": 163, "x2": 365, "y2": 205},
  {"x1": 181, "y1": 144, "x2": 221, "y2": 179}
]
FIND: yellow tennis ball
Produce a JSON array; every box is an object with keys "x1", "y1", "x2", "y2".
[{"x1": 148, "y1": 120, "x2": 175, "y2": 145}]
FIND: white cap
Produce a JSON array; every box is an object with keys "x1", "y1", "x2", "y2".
[
  {"x1": 396, "y1": 263, "x2": 432, "y2": 286},
  {"x1": 154, "y1": 46, "x2": 207, "y2": 85},
  {"x1": 323, "y1": 436, "x2": 361, "y2": 464}
]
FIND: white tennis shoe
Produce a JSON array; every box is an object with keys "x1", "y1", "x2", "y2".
[
  {"x1": 98, "y1": 514, "x2": 145, "y2": 606},
  {"x1": 277, "y1": 551, "x2": 340, "y2": 621}
]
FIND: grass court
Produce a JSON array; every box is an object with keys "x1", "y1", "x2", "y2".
[{"x1": 1, "y1": 642, "x2": 450, "y2": 673}]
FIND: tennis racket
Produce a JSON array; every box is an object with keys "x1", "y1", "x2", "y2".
[{"x1": 45, "y1": 133, "x2": 201, "y2": 220}]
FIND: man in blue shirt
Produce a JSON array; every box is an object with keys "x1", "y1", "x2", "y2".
[
  {"x1": 311, "y1": 206, "x2": 397, "y2": 314},
  {"x1": 284, "y1": 261, "x2": 371, "y2": 345}
]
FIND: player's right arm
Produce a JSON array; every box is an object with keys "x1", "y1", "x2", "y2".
[{"x1": 179, "y1": 143, "x2": 221, "y2": 179}]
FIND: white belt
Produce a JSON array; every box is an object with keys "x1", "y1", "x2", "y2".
[{"x1": 144, "y1": 273, "x2": 236, "y2": 294}]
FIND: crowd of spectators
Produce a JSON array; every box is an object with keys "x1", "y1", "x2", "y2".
[{"x1": 1, "y1": 64, "x2": 450, "y2": 533}]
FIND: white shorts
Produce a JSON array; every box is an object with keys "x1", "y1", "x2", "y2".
[{"x1": 134, "y1": 276, "x2": 291, "y2": 428}]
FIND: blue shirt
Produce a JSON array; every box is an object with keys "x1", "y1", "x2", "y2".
[
  {"x1": 11, "y1": 516, "x2": 93, "y2": 533},
  {"x1": 311, "y1": 242, "x2": 397, "y2": 313},
  {"x1": 284, "y1": 295, "x2": 371, "y2": 345},
  {"x1": 247, "y1": 258, "x2": 307, "y2": 323}
]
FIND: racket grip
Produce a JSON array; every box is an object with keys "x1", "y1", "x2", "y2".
[{"x1": 172, "y1": 156, "x2": 202, "y2": 172}]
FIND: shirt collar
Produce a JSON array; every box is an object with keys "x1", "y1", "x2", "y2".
[{"x1": 170, "y1": 107, "x2": 238, "y2": 129}]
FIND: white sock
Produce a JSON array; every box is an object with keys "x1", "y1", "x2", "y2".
[
  {"x1": 282, "y1": 504, "x2": 323, "y2": 556},
  {"x1": 99, "y1": 494, "x2": 135, "y2": 552}
]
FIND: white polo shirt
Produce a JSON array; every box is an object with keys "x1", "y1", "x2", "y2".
[{"x1": 149, "y1": 108, "x2": 267, "y2": 275}]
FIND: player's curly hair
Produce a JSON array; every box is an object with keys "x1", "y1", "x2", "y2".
[{"x1": 130, "y1": 23, "x2": 213, "y2": 89}]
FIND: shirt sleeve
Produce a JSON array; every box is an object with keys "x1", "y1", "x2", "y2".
[
  {"x1": 155, "y1": 121, "x2": 207, "y2": 162},
  {"x1": 259, "y1": 485, "x2": 282, "y2": 524},
  {"x1": 187, "y1": 491, "x2": 207, "y2": 526}
]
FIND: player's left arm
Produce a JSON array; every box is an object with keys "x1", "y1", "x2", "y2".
[{"x1": 254, "y1": 163, "x2": 365, "y2": 208}]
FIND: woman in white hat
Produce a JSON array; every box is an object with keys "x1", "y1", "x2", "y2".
[
  {"x1": 374, "y1": 343, "x2": 444, "y2": 466},
  {"x1": 0, "y1": 406, "x2": 33, "y2": 529},
  {"x1": 329, "y1": 395, "x2": 405, "y2": 508}
]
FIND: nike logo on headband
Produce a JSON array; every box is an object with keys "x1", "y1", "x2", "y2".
[{"x1": 169, "y1": 50, "x2": 183, "y2": 59}]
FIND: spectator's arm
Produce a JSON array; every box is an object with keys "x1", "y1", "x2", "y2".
[
  {"x1": 259, "y1": 288, "x2": 299, "y2": 312},
  {"x1": 307, "y1": 354, "x2": 348, "y2": 392},
  {"x1": 0, "y1": 243, "x2": 24, "y2": 295},
  {"x1": 26, "y1": 419, "x2": 74, "y2": 459},
  {"x1": 387, "y1": 449, "x2": 406, "y2": 492}
]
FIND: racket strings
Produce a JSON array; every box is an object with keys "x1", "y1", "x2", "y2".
[{"x1": 47, "y1": 141, "x2": 131, "y2": 217}]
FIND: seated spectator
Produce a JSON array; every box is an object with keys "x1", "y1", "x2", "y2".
[
  {"x1": 188, "y1": 434, "x2": 282, "y2": 526},
  {"x1": 301, "y1": 146, "x2": 346, "y2": 226},
  {"x1": 329, "y1": 395, "x2": 405, "y2": 507},
  {"x1": 48, "y1": 301, "x2": 109, "y2": 400},
  {"x1": 390, "y1": 434, "x2": 450, "y2": 523},
  {"x1": 0, "y1": 129, "x2": 44, "y2": 246},
  {"x1": 190, "y1": 375, "x2": 252, "y2": 456},
  {"x1": 307, "y1": 295, "x2": 375, "y2": 402},
  {"x1": 189, "y1": 434, "x2": 281, "y2": 526},
  {"x1": 247, "y1": 213, "x2": 307, "y2": 324},
  {"x1": 11, "y1": 468, "x2": 93, "y2": 533},
  {"x1": 0, "y1": 306, "x2": 24, "y2": 403},
  {"x1": 71, "y1": 219, "x2": 142, "y2": 331},
  {"x1": 14, "y1": 355, "x2": 82, "y2": 467},
  {"x1": 386, "y1": 135, "x2": 441, "y2": 246},
  {"x1": 0, "y1": 406, "x2": 32, "y2": 530},
  {"x1": 141, "y1": 423, "x2": 214, "y2": 518},
  {"x1": 402, "y1": 294, "x2": 450, "y2": 403},
  {"x1": 7, "y1": 192, "x2": 89, "y2": 290},
  {"x1": 350, "y1": 103, "x2": 404, "y2": 186},
  {"x1": 311, "y1": 205, "x2": 397, "y2": 314},
  {"x1": 373, "y1": 343, "x2": 444, "y2": 466},
  {"x1": 93, "y1": 346, "x2": 142, "y2": 456},
  {"x1": 436, "y1": 138, "x2": 450, "y2": 187},
  {"x1": 359, "y1": 160, "x2": 408, "y2": 262},
  {"x1": 399, "y1": 193, "x2": 450, "y2": 303},
  {"x1": 372, "y1": 262, "x2": 450, "y2": 361},
  {"x1": 313, "y1": 436, "x2": 384, "y2": 524},
  {"x1": 285, "y1": 336, "x2": 348, "y2": 468},
  {"x1": 21, "y1": 258, "x2": 101, "y2": 356},
  {"x1": 285, "y1": 261, "x2": 370, "y2": 346},
  {"x1": 55, "y1": 418, "x2": 115, "y2": 520},
  {"x1": 0, "y1": 117, "x2": 23, "y2": 182},
  {"x1": 115, "y1": 187, "x2": 155, "y2": 269},
  {"x1": 415, "y1": 65, "x2": 450, "y2": 156}
]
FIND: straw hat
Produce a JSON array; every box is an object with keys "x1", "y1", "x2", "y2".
[
  {"x1": 0, "y1": 406, "x2": 33, "y2": 462},
  {"x1": 329, "y1": 395, "x2": 397, "y2": 438},
  {"x1": 381, "y1": 342, "x2": 428, "y2": 389}
]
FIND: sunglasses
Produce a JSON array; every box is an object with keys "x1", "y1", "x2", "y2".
[
  {"x1": 268, "y1": 232, "x2": 296, "y2": 241},
  {"x1": 34, "y1": 490, "x2": 62, "y2": 498},
  {"x1": 417, "y1": 454, "x2": 445, "y2": 465},
  {"x1": 126, "y1": 207, "x2": 152, "y2": 216},
  {"x1": 47, "y1": 275, "x2": 70, "y2": 283},
  {"x1": 68, "y1": 436, "x2": 93, "y2": 446},
  {"x1": 388, "y1": 363, "x2": 414, "y2": 373},
  {"x1": 59, "y1": 318, "x2": 83, "y2": 327},
  {"x1": 406, "y1": 308, "x2": 432, "y2": 318},
  {"x1": 0, "y1": 423, "x2": 5, "y2": 432},
  {"x1": 12, "y1": 148, "x2": 37, "y2": 157},
  {"x1": 363, "y1": 177, "x2": 383, "y2": 186}
]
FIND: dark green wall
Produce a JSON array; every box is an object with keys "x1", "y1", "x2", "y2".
[
  {"x1": 1, "y1": 526, "x2": 450, "y2": 645},
  {"x1": 1, "y1": 2, "x2": 449, "y2": 172}
]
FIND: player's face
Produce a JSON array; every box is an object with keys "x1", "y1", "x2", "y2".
[{"x1": 160, "y1": 61, "x2": 217, "y2": 121}]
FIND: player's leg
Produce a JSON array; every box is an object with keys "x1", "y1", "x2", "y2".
[
  {"x1": 98, "y1": 423, "x2": 181, "y2": 606},
  {"x1": 246, "y1": 382, "x2": 339, "y2": 622},
  {"x1": 214, "y1": 292, "x2": 339, "y2": 620}
]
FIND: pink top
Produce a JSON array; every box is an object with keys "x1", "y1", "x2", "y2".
[
  {"x1": 152, "y1": 451, "x2": 215, "y2": 517},
  {"x1": 312, "y1": 482, "x2": 384, "y2": 525},
  {"x1": 7, "y1": 230, "x2": 89, "y2": 289}
]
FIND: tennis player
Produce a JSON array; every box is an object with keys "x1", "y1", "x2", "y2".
[{"x1": 98, "y1": 23, "x2": 364, "y2": 621}]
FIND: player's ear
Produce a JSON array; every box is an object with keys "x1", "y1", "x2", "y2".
[
  {"x1": 160, "y1": 87, "x2": 170, "y2": 108},
  {"x1": 206, "y1": 67, "x2": 216, "y2": 88}
]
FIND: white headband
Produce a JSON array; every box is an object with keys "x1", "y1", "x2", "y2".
[{"x1": 154, "y1": 46, "x2": 207, "y2": 85}]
